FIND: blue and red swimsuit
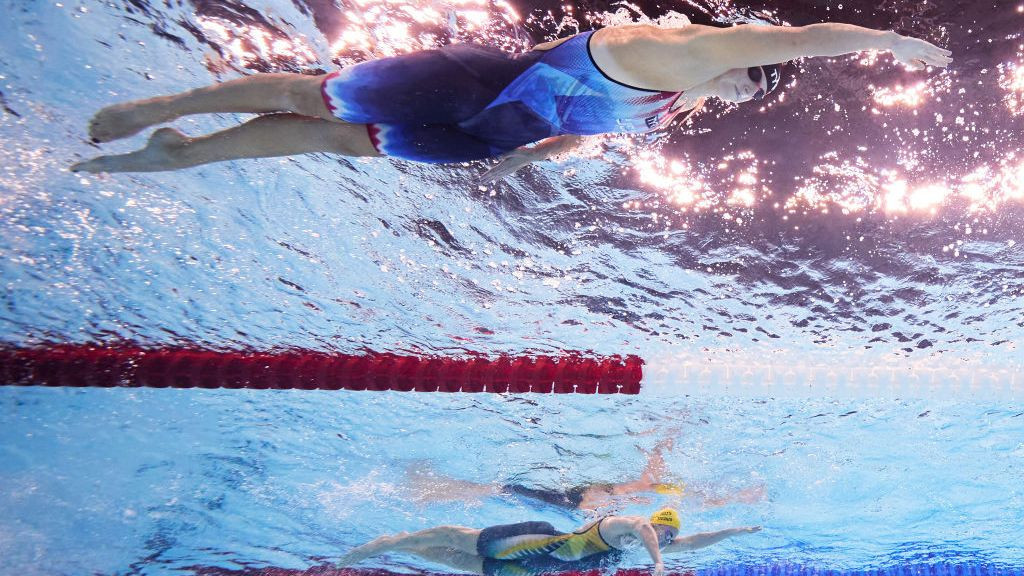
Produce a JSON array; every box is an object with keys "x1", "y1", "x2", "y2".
[{"x1": 321, "y1": 31, "x2": 684, "y2": 163}]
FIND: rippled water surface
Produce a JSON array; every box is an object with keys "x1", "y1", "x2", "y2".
[
  {"x1": 1, "y1": 0, "x2": 1024, "y2": 573},
  {"x1": 1, "y1": 0, "x2": 1022, "y2": 367},
  {"x1": 2, "y1": 390, "x2": 1023, "y2": 575}
]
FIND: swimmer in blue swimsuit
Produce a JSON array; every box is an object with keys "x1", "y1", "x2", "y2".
[
  {"x1": 336, "y1": 508, "x2": 761, "y2": 576},
  {"x1": 72, "y1": 22, "x2": 951, "y2": 177}
]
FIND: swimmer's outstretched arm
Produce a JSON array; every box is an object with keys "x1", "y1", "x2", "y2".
[
  {"x1": 686, "y1": 23, "x2": 952, "y2": 71},
  {"x1": 661, "y1": 525, "x2": 762, "y2": 553},
  {"x1": 478, "y1": 135, "x2": 585, "y2": 184}
]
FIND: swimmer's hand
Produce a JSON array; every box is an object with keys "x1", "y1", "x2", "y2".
[
  {"x1": 479, "y1": 135, "x2": 585, "y2": 184},
  {"x1": 653, "y1": 561, "x2": 665, "y2": 576},
  {"x1": 479, "y1": 149, "x2": 536, "y2": 184},
  {"x1": 735, "y1": 525, "x2": 762, "y2": 534},
  {"x1": 891, "y1": 36, "x2": 952, "y2": 71}
]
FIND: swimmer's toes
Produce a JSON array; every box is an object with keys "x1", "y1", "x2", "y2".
[{"x1": 70, "y1": 129, "x2": 188, "y2": 174}]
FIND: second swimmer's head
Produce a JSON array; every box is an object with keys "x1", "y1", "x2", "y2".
[{"x1": 650, "y1": 507, "x2": 681, "y2": 546}]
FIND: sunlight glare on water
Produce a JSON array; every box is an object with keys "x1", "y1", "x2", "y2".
[{"x1": 1, "y1": 0, "x2": 1023, "y2": 378}]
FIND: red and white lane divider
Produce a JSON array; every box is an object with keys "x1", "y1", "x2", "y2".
[
  {"x1": 4, "y1": 344, "x2": 1020, "y2": 397},
  {"x1": 0, "y1": 344, "x2": 644, "y2": 394}
]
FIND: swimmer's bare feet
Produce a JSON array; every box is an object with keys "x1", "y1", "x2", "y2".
[
  {"x1": 88, "y1": 97, "x2": 173, "y2": 143},
  {"x1": 71, "y1": 127, "x2": 189, "y2": 173}
]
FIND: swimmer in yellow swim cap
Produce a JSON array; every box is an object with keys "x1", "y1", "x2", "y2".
[
  {"x1": 405, "y1": 437, "x2": 763, "y2": 512},
  {"x1": 651, "y1": 508, "x2": 682, "y2": 531},
  {"x1": 653, "y1": 483, "x2": 687, "y2": 496},
  {"x1": 337, "y1": 509, "x2": 761, "y2": 576}
]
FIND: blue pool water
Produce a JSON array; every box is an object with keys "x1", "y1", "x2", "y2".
[
  {"x1": 2, "y1": 391, "x2": 1023, "y2": 574},
  {"x1": 2, "y1": 0, "x2": 1022, "y2": 366},
  {"x1": 2, "y1": 0, "x2": 1024, "y2": 573}
]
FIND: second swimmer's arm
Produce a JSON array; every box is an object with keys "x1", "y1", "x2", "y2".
[
  {"x1": 478, "y1": 135, "x2": 585, "y2": 184},
  {"x1": 661, "y1": 526, "x2": 762, "y2": 554}
]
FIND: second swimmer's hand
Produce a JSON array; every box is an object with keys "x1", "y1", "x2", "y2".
[
  {"x1": 653, "y1": 561, "x2": 665, "y2": 576},
  {"x1": 891, "y1": 36, "x2": 952, "y2": 70},
  {"x1": 479, "y1": 149, "x2": 536, "y2": 184}
]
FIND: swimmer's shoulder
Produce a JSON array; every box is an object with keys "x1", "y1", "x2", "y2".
[
  {"x1": 591, "y1": 23, "x2": 713, "y2": 46},
  {"x1": 531, "y1": 24, "x2": 709, "y2": 52},
  {"x1": 590, "y1": 24, "x2": 725, "y2": 91}
]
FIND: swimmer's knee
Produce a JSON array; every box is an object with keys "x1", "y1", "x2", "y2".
[
  {"x1": 323, "y1": 122, "x2": 381, "y2": 157},
  {"x1": 288, "y1": 75, "x2": 335, "y2": 120},
  {"x1": 438, "y1": 525, "x2": 478, "y2": 549}
]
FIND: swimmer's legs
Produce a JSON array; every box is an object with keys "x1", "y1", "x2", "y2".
[
  {"x1": 71, "y1": 113, "x2": 379, "y2": 173},
  {"x1": 406, "y1": 463, "x2": 502, "y2": 504},
  {"x1": 581, "y1": 436, "x2": 674, "y2": 510},
  {"x1": 408, "y1": 547, "x2": 486, "y2": 574},
  {"x1": 88, "y1": 73, "x2": 331, "y2": 142},
  {"x1": 337, "y1": 526, "x2": 482, "y2": 567},
  {"x1": 640, "y1": 436, "x2": 673, "y2": 484}
]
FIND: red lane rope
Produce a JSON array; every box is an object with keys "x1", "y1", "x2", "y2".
[
  {"x1": 0, "y1": 345, "x2": 643, "y2": 393},
  {"x1": 192, "y1": 567, "x2": 672, "y2": 576}
]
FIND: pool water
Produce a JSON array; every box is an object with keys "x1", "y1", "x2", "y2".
[
  {"x1": 1, "y1": 0, "x2": 1022, "y2": 366},
  {"x1": 1, "y1": 0, "x2": 1023, "y2": 573},
  {"x1": 2, "y1": 390, "x2": 1023, "y2": 574}
]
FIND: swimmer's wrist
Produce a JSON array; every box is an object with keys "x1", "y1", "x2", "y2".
[
  {"x1": 527, "y1": 146, "x2": 550, "y2": 161},
  {"x1": 881, "y1": 30, "x2": 903, "y2": 51}
]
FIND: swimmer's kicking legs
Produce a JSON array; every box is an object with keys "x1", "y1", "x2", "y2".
[{"x1": 71, "y1": 73, "x2": 378, "y2": 173}]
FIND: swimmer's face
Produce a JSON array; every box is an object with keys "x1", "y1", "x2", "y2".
[
  {"x1": 713, "y1": 67, "x2": 768, "y2": 103},
  {"x1": 654, "y1": 525, "x2": 678, "y2": 547}
]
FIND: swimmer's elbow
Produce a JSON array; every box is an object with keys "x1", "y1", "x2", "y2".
[
  {"x1": 536, "y1": 134, "x2": 585, "y2": 159},
  {"x1": 561, "y1": 134, "x2": 586, "y2": 152},
  {"x1": 692, "y1": 25, "x2": 804, "y2": 68}
]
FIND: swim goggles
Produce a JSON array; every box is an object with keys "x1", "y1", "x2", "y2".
[
  {"x1": 747, "y1": 64, "x2": 782, "y2": 101},
  {"x1": 747, "y1": 66, "x2": 768, "y2": 101}
]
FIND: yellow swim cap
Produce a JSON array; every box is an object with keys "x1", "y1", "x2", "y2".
[
  {"x1": 650, "y1": 508, "x2": 681, "y2": 531},
  {"x1": 652, "y1": 483, "x2": 685, "y2": 496}
]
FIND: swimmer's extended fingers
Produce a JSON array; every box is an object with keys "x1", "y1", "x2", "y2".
[
  {"x1": 892, "y1": 36, "x2": 953, "y2": 70},
  {"x1": 479, "y1": 150, "x2": 534, "y2": 184}
]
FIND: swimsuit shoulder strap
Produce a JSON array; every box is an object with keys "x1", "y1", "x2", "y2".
[
  {"x1": 587, "y1": 517, "x2": 615, "y2": 550},
  {"x1": 530, "y1": 30, "x2": 591, "y2": 52}
]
